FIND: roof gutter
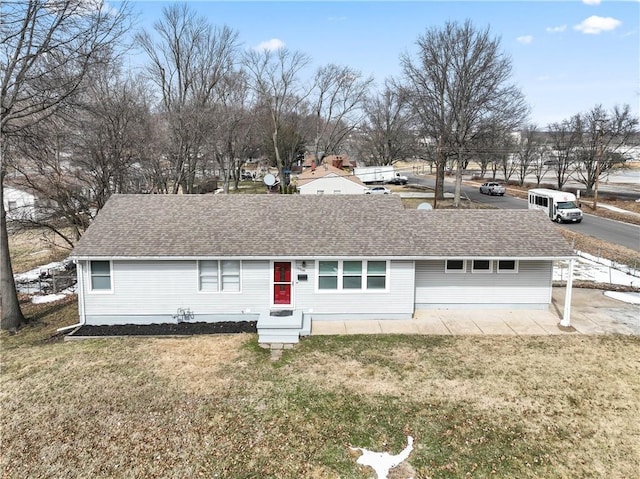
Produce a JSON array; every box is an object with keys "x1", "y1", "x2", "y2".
[{"x1": 70, "y1": 254, "x2": 577, "y2": 262}]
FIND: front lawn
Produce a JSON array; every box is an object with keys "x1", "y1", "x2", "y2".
[{"x1": 1, "y1": 300, "x2": 638, "y2": 478}]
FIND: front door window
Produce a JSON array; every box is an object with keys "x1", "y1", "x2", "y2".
[{"x1": 273, "y1": 262, "x2": 292, "y2": 305}]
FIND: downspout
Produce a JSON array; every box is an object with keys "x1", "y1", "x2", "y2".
[
  {"x1": 560, "y1": 258, "x2": 574, "y2": 327},
  {"x1": 56, "y1": 260, "x2": 86, "y2": 333}
]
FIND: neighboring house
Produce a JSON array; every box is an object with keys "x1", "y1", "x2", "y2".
[
  {"x1": 70, "y1": 194, "x2": 575, "y2": 342},
  {"x1": 3, "y1": 185, "x2": 44, "y2": 221},
  {"x1": 296, "y1": 164, "x2": 368, "y2": 195}
]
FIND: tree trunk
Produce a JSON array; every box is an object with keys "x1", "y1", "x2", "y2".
[
  {"x1": 272, "y1": 129, "x2": 284, "y2": 183},
  {"x1": 435, "y1": 160, "x2": 445, "y2": 201},
  {"x1": 0, "y1": 166, "x2": 26, "y2": 330},
  {"x1": 453, "y1": 147, "x2": 463, "y2": 208}
]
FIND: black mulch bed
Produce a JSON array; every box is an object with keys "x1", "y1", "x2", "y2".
[{"x1": 70, "y1": 321, "x2": 257, "y2": 337}]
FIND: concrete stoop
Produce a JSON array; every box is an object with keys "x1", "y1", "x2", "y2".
[{"x1": 257, "y1": 309, "x2": 310, "y2": 350}]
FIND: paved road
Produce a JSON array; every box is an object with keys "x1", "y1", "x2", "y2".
[{"x1": 410, "y1": 175, "x2": 640, "y2": 252}]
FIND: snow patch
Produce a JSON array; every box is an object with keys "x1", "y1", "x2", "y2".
[
  {"x1": 604, "y1": 291, "x2": 640, "y2": 305},
  {"x1": 554, "y1": 254, "x2": 639, "y2": 288},
  {"x1": 350, "y1": 436, "x2": 414, "y2": 479},
  {"x1": 32, "y1": 294, "x2": 67, "y2": 304},
  {"x1": 14, "y1": 260, "x2": 70, "y2": 282}
]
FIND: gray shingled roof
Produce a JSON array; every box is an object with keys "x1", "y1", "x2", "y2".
[{"x1": 70, "y1": 194, "x2": 574, "y2": 259}]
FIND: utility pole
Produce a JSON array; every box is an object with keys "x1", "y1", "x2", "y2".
[{"x1": 593, "y1": 120, "x2": 604, "y2": 211}]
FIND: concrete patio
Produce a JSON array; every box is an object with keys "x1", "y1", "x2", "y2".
[{"x1": 311, "y1": 287, "x2": 639, "y2": 337}]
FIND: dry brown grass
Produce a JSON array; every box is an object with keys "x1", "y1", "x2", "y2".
[
  {"x1": 8, "y1": 227, "x2": 71, "y2": 273},
  {"x1": 2, "y1": 301, "x2": 639, "y2": 478}
]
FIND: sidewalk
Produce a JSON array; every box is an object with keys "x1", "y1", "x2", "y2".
[{"x1": 311, "y1": 287, "x2": 639, "y2": 337}]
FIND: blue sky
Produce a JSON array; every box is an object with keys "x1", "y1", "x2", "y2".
[{"x1": 124, "y1": 0, "x2": 639, "y2": 127}]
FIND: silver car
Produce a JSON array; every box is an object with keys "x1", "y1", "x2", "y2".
[
  {"x1": 479, "y1": 182, "x2": 506, "y2": 196},
  {"x1": 365, "y1": 186, "x2": 392, "y2": 195}
]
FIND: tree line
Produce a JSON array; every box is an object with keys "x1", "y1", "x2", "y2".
[{"x1": 1, "y1": 1, "x2": 638, "y2": 330}]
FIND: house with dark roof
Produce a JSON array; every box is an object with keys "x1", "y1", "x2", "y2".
[
  {"x1": 296, "y1": 164, "x2": 368, "y2": 195},
  {"x1": 70, "y1": 194, "x2": 576, "y2": 342}
]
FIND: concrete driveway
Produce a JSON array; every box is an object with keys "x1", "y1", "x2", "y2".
[{"x1": 311, "y1": 287, "x2": 639, "y2": 336}]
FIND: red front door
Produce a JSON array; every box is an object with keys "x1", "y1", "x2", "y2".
[{"x1": 273, "y1": 262, "x2": 292, "y2": 305}]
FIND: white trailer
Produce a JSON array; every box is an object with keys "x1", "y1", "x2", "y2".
[
  {"x1": 528, "y1": 188, "x2": 583, "y2": 223},
  {"x1": 354, "y1": 166, "x2": 406, "y2": 184}
]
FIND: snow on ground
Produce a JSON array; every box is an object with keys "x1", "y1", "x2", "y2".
[
  {"x1": 604, "y1": 291, "x2": 640, "y2": 305},
  {"x1": 32, "y1": 294, "x2": 67, "y2": 304},
  {"x1": 350, "y1": 436, "x2": 414, "y2": 479},
  {"x1": 554, "y1": 253, "x2": 640, "y2": 289},
  {"x1": 14, "y1": 260, "x2": 70, "y2": 282}
]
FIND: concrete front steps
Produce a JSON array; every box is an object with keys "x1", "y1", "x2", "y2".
[{"x1": 257, "y1": 309, "x2": 311, "y2": 347}]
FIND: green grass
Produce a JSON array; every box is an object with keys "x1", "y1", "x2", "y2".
[{"x1": 2, "y1": 300, "x2": 639, "y2": 478}]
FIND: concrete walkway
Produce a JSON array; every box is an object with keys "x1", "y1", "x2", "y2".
[{"x1": 311, "y1": 288, "x2": 639, "y2": 337}]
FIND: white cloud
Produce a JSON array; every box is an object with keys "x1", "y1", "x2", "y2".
[
  {"x1": 582, "y1": 0, "x2": 601, "y2": 5},
  {"x1": 254, "y1": 38, "x2": 286, "y2": 52},
  {"x1": 517, "y1": 35, "x2": 534, "y2": 44},
  {"x1": 574, "y1": 16, "x2": 622, "y2": 34},
  {"x1": 546, "y1": 25, "x2": 567, "y2": 33}
]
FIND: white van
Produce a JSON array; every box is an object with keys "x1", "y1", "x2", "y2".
[{"x1": 528, "y1": 188, "x2": 583, "y2": 223}]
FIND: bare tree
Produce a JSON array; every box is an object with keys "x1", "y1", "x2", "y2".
[
  {"x1": 136, "y1": 4, "x2": 239, "y2": 194},
  {"x1": 546, "y1": 117, "x2": 582, "y2": 190},
  {"x1": 1, "y1": 0, "x2": 132, "y2": 330},
  {"x1": 572, "y1": 104, "x2": 639, "y2": 195},
  {"x1": 10, "y1": 116, "x2": 92, "y2": 247},
  {"x1": 497, "y1": 133, "x2": 518, "y2": 182},
  {"x1": 357, "y1": 80, "x2": 417, "y2": 166},
  {"x1": 308, "y1": 64, "x2": 373, "y2": 162},
  {"x1": 206, "y1": 70, "x2": 260, "y2": 192},
  {"x1": 244, "y1": 47, "x2": 312, "y2": 182},
  {"x1": 513, "y1": 126, "x2": 546, "y2": 186},
  {"x1": 401, "y1": 20, "x2": 528, "y2": 206}
]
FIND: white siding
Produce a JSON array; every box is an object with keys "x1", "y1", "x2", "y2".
[
  {"x1": 81, "y1": 259, "x2": 416, "y2": 324},
  {"x1": 4, "y1": 186, "x2": 37, "y2": 220},
  {"x1": 293, "y1": 260, "x2": 415, "y2": 320},
  {"x1": 298, "y1": 176, "x2": 367, "y2": 195},
  {"x1": 82, "y1": 260, "x2": 270, "y2": 324},
  {"x1": 414, "y1": 260, "x2": 552, "y2": 309}
]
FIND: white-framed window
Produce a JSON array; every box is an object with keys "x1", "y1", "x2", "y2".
[
  {"x1": 333, "y1": 190, "x2": 341, "y2": 194},
  {"x1": 366, "y1": 261, "x2": 387, "y2": 289},
  {"x1": 90, "y1": 260, "x2": 112, "y2": 291},
  {"x1": 316, "y1": 190, "x2": 325, "y2": 195},
  {"x1": 318, "y1": 261, "x2": 338, "y2": 289},
  {"x1": 318, "y1": 260, "x2": 388, "y2": 291},
  {"x1": 497, "y1": 260, "x2": 518, "y2": 273},
  {"x1": 342, "y1": 261, "x2": 362, "y2": 289},
  {"x1": 472, "y1": 259, "x2": 492, "y2": 273},
  {"x1": 445, "y1": 259, "x2": 466, "y2": 273},
  {"x1": 199, "y1": 260, "x2": 241, "y2": 292}
]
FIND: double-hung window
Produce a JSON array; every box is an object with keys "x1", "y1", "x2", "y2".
[
  {"x1": 318, "y1": 261, "x2": 338, "y2": 289},
  {"x1": 90, "y1": 260, "x2": 112, "y2": 291},
  {"x1": 342, "y1": 261, "x2": 362, "y2": 289},
  {"x1": 318, "y1": 260, "x2": 387, "y2": 291},
  {"x1": 366, "y1": 261, "x2": 387, "y2": 289},
  {"x1": 199, "y1": 260, "x2": 240, "y2": 292}
]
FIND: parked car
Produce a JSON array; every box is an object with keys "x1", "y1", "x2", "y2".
[
  {"x1": 479, "y1": 182, "x2": 506, "y2": 196},
  {"x1": 365, "y1": 186, "x2": 392, "y2": 195},
  {"x1": 241, "y1": 171, "x2": 254, "y2": 180}
]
